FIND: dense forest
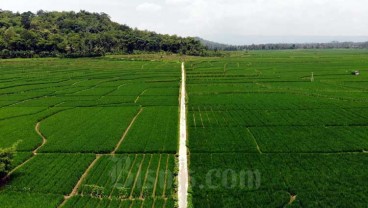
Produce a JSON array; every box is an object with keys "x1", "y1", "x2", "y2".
[{"x1": 0, "y1": 10, "x2": 207, "y2": 58}]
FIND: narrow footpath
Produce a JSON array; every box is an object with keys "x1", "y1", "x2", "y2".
[{"x1": 178, "y1": 62, "x2": 188, "y2": 208}]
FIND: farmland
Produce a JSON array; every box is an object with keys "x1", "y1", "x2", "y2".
[
  {"x1": 0, "y1": 57, "x2": 180, "y2": 207},
  {"x1": 117, "y1": 107, "x2": 179, "y2": 153},
  {"x1": 39, "y1": 107, "x2": 140, "y2": 153},
  {"x1": 186, "y1": 50, "x2": 368, "y2": 207},
  {"x1": 78, "y1": 154, "x2": 175, "y2": 200},
  {"x1": 0, "y1": 50, "x2": 368, "y2": 207}
]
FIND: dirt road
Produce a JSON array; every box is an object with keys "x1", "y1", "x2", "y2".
[{"x1": 178, "y1": 62, "x2": 188, "y2": 208}]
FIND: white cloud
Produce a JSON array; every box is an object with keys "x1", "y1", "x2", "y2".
[
  {"x1": 165, "y1": 0, "x2": 191, "y2": 5},
  {"x1": 136, "y1": 2, "x2": 162, "y2": 12}
]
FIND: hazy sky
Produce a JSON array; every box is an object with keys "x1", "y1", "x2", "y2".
[{"x1": 1, "y1": 0, "x2": 368, "y2": 44}]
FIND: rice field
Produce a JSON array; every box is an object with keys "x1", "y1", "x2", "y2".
[
  {"x1": 186, "y1": 50, "x2": 368, "y2": 207},
  {"x1": 1, "y1": 50, "x2": 368, "y2": 207},
  {"x1": 0, "y1": 57, "x2": 180, "y2": 207}
]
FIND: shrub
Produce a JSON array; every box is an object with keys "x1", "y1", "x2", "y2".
[{"x1": 83, "y1": 184, "x2": 105, "y2": 198}]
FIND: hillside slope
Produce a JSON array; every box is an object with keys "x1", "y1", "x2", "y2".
[{"x1": 0, "y1": 10, "x2": 206, "y2": 58}]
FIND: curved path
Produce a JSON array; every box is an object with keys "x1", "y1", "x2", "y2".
[
  {"x1": 1, "y1": 106, "x2": 70, "y2": 183},
  {"x1": 2, "y1": 121, "x2": 48, "y2": 182},
  {"x1": 33, "y1": 122, "x2": 47, "y2": 155}
]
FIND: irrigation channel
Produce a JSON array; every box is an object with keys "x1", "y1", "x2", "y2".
[{"x1": 178, "y1": 62, "x2": 188, "y2": 208}]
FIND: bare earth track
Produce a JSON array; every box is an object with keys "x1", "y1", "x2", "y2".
[
  {"x1": 58, "y1": 154, "x2": 102, "y2": 208},
  {"x1": 33, "y1": 122, "x2": 47, "y2": 155},
  {"x1": 178, "y1": 62, "x2": 189, "y2": 208},
  {"x1": 112, "y1": 108, "x2": 144, "y2": 154}
]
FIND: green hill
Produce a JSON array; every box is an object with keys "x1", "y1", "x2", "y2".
[{"x1": 0, "y1": 10, "x2": 206, "y2": 58}]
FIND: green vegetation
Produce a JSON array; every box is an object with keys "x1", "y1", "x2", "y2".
[
  {"x1": 40, "y1": 107, "x2": 139, "y2": 153},
  {"x1": 0, "y1": 57, "x2": 181, "y2": 207},
  {"x1": 0, "y1": 192, "x2": 62, "y2": 208},
  {"x1": 63, "y1": 196, "x2": 174, "y2": 208},
  {"x1": 9, "y1": 152, "x2": 32, "y2": 170},
  {"x1": 1, "y1": 50, "x2": 368, "y2": 207},
  {"x1": 187, "y1": 50, "x2": 368, "y2": 207},
  {"x1": 0, "y1": 108, "x2": 70, "y2": 151},
  {"x1": 188, "y1": 127, "x2": 259, "y2": 153},
  {"x1": 0, "y1": 145, "x2": 16, "y2": 179},
  {"x1": 79, "y1": 154, "x2": 175, "y2": 200},
  {"x1": 118, "y1": 107, "x2": 179, "y2": 153},
  {"x1": 250, "y1": 126, "x2": 368, "y2": 153},
  {"x1": 4, "y1": 154, "x2": 95, "y2": 194},
  {"x1": 0, "y1": 10, "x2": 206, "y2": 58},
  {"x1": 191, "y1": 153, "x2": 368, "y2": 207}
]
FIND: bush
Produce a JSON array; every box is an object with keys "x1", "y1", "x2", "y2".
[
  {"x1": 0, "y1": 49, "x2": 10, "y2": 58},
  {"x1": 0, "y1": 50, "x2": 36, "y2": 58},
  {"x1": 38, "y1": 51, "x2": 57, "y2": 58},
  {"x1": 61, "y1": 51, "x2": 105, "y2": 58},
  {"x1": 82, "y1": 184, "x2": 105, "y2": 198}
]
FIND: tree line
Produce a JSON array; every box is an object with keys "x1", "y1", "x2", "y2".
[
  {"x1": 231, "y1": 42, "x2": 368, "y2": 51},
  {"x1": 198, "y1": 37, "x2": 368, "y2": 51},
  {"x1": 0, "y1": 10, "x2": 208, "y2": 58}
]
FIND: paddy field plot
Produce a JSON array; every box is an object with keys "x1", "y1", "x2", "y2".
[
  {"x1": 190, "y1": 153, "x2": 368, "y2": 208},
  {"x1": 63, "y1": 196, "x2": 175, "y2": 208},
  {"x1": 0, "y1": 192, "x2": 62, "y2": 208},
  {"x1": 39, "y1": 107, "x2": 140, "y2": 153},
  {"x1": 4, "y1": 154, "x2": 95, "y2": 195},
  {"x1": 78, "y1": 154, "x2": 176, "y2": 199},
  {"x1": 117, "y1": 107, "x2": 179, "y2": 153},
  {"x1": 187, "y1": 50, "x2": 368, "y2": 207},
  {"x1": 0, "y1": 58, "x2": 180, "y2": 208}
]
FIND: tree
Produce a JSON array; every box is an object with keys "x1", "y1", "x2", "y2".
[
  {"x1": 21, "y1": 11, "x2": 33, "y2": 29},
  {"x1": 3, "y1": 27, "x2": 19, "y2": 50},
  {"x1": 19, "y1": 29, "x2": 39, "y2": 50},
  {"x1": 0, "y1": 144, "x2": 17, "y2": 180}
]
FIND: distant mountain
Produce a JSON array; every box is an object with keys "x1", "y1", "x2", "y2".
[
  {"x1": 194, "y1": 37, "x2": 236, "y2": 50},
  {"x1": 195, "y1": 37, "x2": 368, "y2": 51}
]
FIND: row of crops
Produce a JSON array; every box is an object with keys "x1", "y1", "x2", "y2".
[
  {"x1": 79, "y1": 154, "x2": 175, "y2": 199},
  {"x1": 0, "y1": 58, "x2": 181, "y2": 207},
  {"x1": 186, "y1": 50, "x2": 368, "y2": 207},
  {"x1": 191, "y1": 153, "x2": 368, "y2": 207},
  {"x1": 63, "y1": 196, "x2": 175, "y2": 208},
  {"x1": 1, "y1": 50, "x2": 368, "y2": 207}
]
